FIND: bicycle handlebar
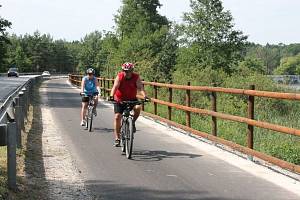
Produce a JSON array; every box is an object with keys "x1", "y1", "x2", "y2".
[
  {"x1": 110, "y1": 99, "x2": 150, "y2": 105},
  {"x1": 80, "y1": 92, "x2": 99, "y2": 97}
]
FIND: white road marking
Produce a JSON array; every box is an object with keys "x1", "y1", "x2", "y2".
[{"x1": 166, "y1": 174, "x2": 178, "y2": 178}]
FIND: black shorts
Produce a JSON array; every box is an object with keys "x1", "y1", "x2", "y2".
[
  {"x1": 114, "y1": 99, "x2": 137, "y2": 114},
  {"x1": 82, "y1": 92, "x2": 99, "y2": 102}
]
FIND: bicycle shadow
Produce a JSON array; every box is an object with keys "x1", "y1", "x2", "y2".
[
  {"x1": 93, "y1": 127, "x2": 114, "y2": 133},
  {"x1": 131, "y1": 150, "x2": 202, "y2": 162}
]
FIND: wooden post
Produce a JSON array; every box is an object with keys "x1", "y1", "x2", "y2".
[
  {"x1": 168, "y1": 82, "x2": 173, "y2": 120},
  {"x1": 211, "y1": 83, "x2": 217, "y2": 136},
  {"x1": 100, "y1": 78, "x2": 103, "y2": 97},
  {"x1": 248, "y1": 85, "x2": 255, "y2": 149},
  {"x1": 186, "y1": 82, "x2": 191, "y2": 127},
  {"x1": 154, "y1": 85, "x2": 158, "y2": 115},
  {"x1": 103, "y1": 78, "x2": 106, "y2": 98},
  {"x1": 141, "y1": 79, "x2": 145, "y2": 111},
  {"x1": 107, "y1": 79, "x2": 110, "y2": 97}
]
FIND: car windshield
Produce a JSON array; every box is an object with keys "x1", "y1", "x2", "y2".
[{"x1": 9, "y1": 68, "x2": 17, "y2": 72}]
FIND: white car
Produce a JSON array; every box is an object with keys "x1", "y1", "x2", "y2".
[{"x1": 42, "y1": 71, "x2": 51, "y2": 78}]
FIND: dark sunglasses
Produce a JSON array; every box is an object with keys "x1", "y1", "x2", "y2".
[{"x1": 88, "y1": 73, "x2": 94, "y2": 76}]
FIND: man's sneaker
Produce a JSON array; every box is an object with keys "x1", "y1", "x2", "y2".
[
  {"x1": 132, "y1": 122, "x2": 136, "y2": 133},
  {"x1": 80, "y1": 120, "x2": 86, "y2": 126},
  {"x1": 114, "y1": 139, "x2": 121, "y2": 147},
  {"x1": 93, "y1": 108, "x2": 97, "y2": 116}
]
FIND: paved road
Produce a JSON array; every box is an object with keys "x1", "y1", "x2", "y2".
[
  {"x1": 41, "y1": 78, "x2": 300, "y2": 200},
  {"x1": 0, "y1": 76, "x2": 31, "y2": 103}
]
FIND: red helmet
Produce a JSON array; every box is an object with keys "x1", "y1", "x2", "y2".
[{"x1": 122, "y1": 62, "x2": 134, "y2": 71}]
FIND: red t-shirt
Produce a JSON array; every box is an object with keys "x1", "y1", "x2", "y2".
[{"x1": 114, "y1": 72, "x2": 139, "y2": 102}]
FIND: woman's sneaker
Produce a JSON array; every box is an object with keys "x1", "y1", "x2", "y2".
[
  {"x1": 80, "y1": 120, "x2": 86, "y2": 126},
  {"x1": 133, "y1": 122, "x2": 136, "y2": 133},
  {"x1": 114, "y1": 139, "x2": 121, "y2": 147}
]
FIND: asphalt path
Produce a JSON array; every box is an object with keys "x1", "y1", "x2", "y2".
[{"x1": 40, "y1": 78, "x2": 300, "y2": 200}]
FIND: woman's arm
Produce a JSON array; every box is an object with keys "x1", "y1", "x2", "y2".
[
  {"x1": 94, "y1": 77, "x2": 100, "y2": 93},
  {"x1": 81, "y1": 78, "x2": 85, "y2": 93}
]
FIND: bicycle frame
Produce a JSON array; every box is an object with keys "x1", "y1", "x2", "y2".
[
  {"x1": 82, "y1": 93, "x2": 97, "y2": 132},
  {"x1": 116, "y1": 100, "x2": 146, "y2": 158}
]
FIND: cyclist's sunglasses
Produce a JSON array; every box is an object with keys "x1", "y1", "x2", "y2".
[
  {"x1": 123, "y1": 70, "x2": 133, "y2": 73},
  {"x1": 88, "y1": 73, "x2": 94, "y2": 76}
]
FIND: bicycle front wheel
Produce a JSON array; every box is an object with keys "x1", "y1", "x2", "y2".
[
  {"x1": 88, "y1": 107, "x2": 93, "y2": 132},
  {"x1": 125, "y1": 117, "x2": 134, "y2": 159},
  {"x1": 121, "y1": 119, "x2": 126, "y2": 153}
]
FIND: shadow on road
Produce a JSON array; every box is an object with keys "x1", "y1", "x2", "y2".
[
  {"x1": 85, "y1": 180, "x2": 239, "y2": 200},
  {"x1": 21, "y1": 84, "x2": 48, "y2": 199},
  {"x1": 132, "y1": 150, "x2": 202, "y2": 162},
  {"x1": 93, "y1": 127, "x2": 114, "y2": 133}
]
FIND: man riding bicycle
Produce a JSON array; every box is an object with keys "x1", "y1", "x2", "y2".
[
  {"x1": 80, "y1": 68, "x2": 100, "y2": 126},
  {"x1": 109, "y1": 62, "x2": 148, "y2": 147}
]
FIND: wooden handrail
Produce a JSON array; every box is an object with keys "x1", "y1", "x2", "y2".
[
  {"x1": 148, "y1": 97, "x2": 300, "y2": 137},
  {"x1": 142, "y1": 81, "x2": 300, "y2": 101},
  {"x1": 68, "y1": 74, "x2": 300, "y2": 174}
]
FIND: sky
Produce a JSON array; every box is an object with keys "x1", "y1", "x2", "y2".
[{"x1": 1, "y1": 0, "x2": 300, "y2": 45}]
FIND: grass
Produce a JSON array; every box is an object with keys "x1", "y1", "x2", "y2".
[{"x1": 143, "y1": 86, "x2": 300, "y2": 166}]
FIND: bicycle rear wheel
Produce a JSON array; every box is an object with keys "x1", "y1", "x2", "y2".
[
  {"x1": 121, "y1": 119, "x2": 126, "y2": 153},
  {"x1": 125, "y1": 117, "x2": 134, "y2": 159},
  {"x1": 85, "y1": 114, "x2": 88, "y2": 129},
  {"x1": 88, "y1": 107, "x2": 93, "y2": 132}
]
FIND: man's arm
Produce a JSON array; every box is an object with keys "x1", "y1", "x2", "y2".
[
  {"x1": 110, "y1": 75, "x2": 120, "y2": 97},
  {"x1": 136, "y1": 77, "x2": 147, "y2": 98}
]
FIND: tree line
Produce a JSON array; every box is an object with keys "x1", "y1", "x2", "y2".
[{"x1": 1, "y1": 0, "x2": 300, "y2": 79}]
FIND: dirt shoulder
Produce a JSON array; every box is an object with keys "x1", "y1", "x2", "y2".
[{"x1": 1, "y1": 80, "x2": 94, "y2": 200}]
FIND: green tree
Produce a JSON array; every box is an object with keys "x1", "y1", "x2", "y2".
[
  {"x1": 177, "y1": 0, "x2": 248, "y2": 74},
  {"x1": 246, "y1": 44, "x2": 280, "y2": 74},
  {"x1": 78, "y1": 31, "x2": 103, "y2": 73},
  {"x1": 274, "y1": 54, "x2": 300, "y2": 75},
  {"x1": 0, "y1": 5, "x2": 12, "y2": 71},
  {"x1": 113, "y1": 0, "x2": 177, "y2": 81},
  {"x1": 237, "y1": 57, "x2": 266, "y2": 74}
]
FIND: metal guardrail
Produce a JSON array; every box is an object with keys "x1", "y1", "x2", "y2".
[
  {"x1": 69, "y1": 74, "x2": 300, "y2": 174},
  {"x1": 0, "y1": 75, "x2": 42, "y2": 190}
]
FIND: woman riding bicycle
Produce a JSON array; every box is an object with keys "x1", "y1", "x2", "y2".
[
  {"x1": 80, "y1": 68, "x2": 100, "y2": 126},
  {"x1": 109, "y1": 62, "x2": 149, "y2": 146}
]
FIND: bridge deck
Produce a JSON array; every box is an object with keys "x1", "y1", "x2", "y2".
[{"x1": 40, "y1": 78, "x2": 300, "y2": 200}]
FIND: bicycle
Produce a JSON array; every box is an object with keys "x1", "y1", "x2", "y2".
[
  {"x1": 113, "y1": 100, "x2": 148, "y2": 159},
  {"x1": 80, "y1": 92, "x2": 98, "y2": 132}
]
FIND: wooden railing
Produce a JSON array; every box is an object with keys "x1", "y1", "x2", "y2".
[{"x1": 68, "y1": 74, "x2": 300, "y2": 174}]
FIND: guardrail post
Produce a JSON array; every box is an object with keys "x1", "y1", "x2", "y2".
[
  {"x1": 14, "y1": 97, "x2": 22, "y2": 148},
  {"x1": 211, "y1": 84, "x2": 217, "y2": 136},
  {"x1": 154, "y1": 85, "x2": 158, "y2": 115},
  {"x1": 168, "y1": 81, "x2": 173, "y2": 120},
  {"x1": 0, "y1": 124, "x2": 7, "y2": 146},
  {"x1": 22, "y1": 88, "x2": 28, "y2": 118},
  {"x1": 19, "y1": 91, "x2": 25, "y2": 130},
  {"x1": 7, "y1": 122, "x2": 17, "y2": 190},
  {"x1": 248, "y1": 85, "x2": 255, "y2": 149},
  {"x1": 186, "y1": 82, "x2": 191, "y2": 127}
]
